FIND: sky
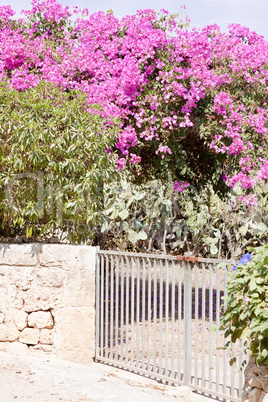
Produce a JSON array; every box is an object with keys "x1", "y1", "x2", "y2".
[{"x1": 4, "y1": 0, "x2": 268, "y2": 40}]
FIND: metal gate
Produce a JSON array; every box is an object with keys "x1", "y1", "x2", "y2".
[{"x1": 96, "y1": 250, "x2": 245, "y2": 401}]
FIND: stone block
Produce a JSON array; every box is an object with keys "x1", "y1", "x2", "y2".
[
  {"x1": 263, "y1": 379, "x2": 268, "y2": 394},
  {"x1": 28, "y1": 311, "x2": 53, "y2": 329},
  {"x1": 0, "y1": 244, "x2": 39, "y2": 266},
  {"x1": 2, "y1": 310, "x2": 14, "y2": 324},
  {"x1": 0, "y1": 265, "x2": 10, "y2": 276},
  {"x1": 0, "y1": 275, "x2": 9, "y2": 287},
  {"x1": 11, "y1": 267, "x2": 34, "y2": 290},
  {"x1": 0, "y1": 342, "x2": 6, "y2": 352},
  {"x1": 40, "y1": 329, "x2": 53, "y2": 345},
  {"x1": 64, "y1": 269, "x2": 95, "y2": 308},
  {"x1": 249, "y1": 376, "x2": 262, "y2": 389},
  {"x1": 0, "y1": 289, "x2": 7, "y2": 311},
  {"x1": 53, "y1": 307, "x2": 95, "y2": 363},
  {"x1": 23, "y1": 287, "x2": 64, "y2": 312},
  {"x1": 0, "y1": 323, "x2": 20, "y2": 341},
  {"x1": 259, "y1": 391, "x2": 268, "y2": 401},
  {"x1": 249, "y1": 387, "x2": 262, "y2": 402},
  {"x1": 30, "y1": 344, "x2": 53, "y2": 353},
  {"x1": 39, "y1": 244, "x2": 96, "y2": 272},
  {"x1": 0, "y1": 313, "x2": 4, "y2": 324},
  {"x1": 6, "y1": 284, "x2": 18, "y2": 306},
  {"x1": 13, "y1": 291, "x2": 25, "y2": 310},
  {"x1": 36, "y1": 267, "x2": 64, "y2": 288},
  {"x1": 19, "y1": 328, "x2": 40, "y2": 345},
  {"x1": 5, "y1": 341, "x2": 28, "y2": 355},
  {"x1": 14, "y1": 310, "x2": 28, "y2": 330},
  {"x1": 253, "y1": 367, "x2": 262, "y2": 375}
]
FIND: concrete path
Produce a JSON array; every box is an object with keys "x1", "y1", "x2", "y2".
[{"x1": 0, "y1": 351, "x2": 212, "y2": 401}]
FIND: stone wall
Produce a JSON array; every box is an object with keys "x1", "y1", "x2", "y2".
[
  {"x1": 242, "y1": 356, "x2": 268, "y2": 401},
  {"x1": 0, "y1": 243, "x2": 96, "y2": 363}
]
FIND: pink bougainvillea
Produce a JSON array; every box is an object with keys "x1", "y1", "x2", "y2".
[{"x1": 0, "y1": 1, "x2": 267, "y2": 204}]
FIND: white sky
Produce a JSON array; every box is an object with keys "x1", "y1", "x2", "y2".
[{"x1": 3, "y1": 0, "x2": 268, "y2": 40}]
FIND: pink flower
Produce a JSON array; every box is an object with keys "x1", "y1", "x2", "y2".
[
  {"x1": 0, "y1": 5, "x2": 15, "y2": 21},
  {"x1": 174, "y1": 181, "x2": 189, "y2": 192},
  {"x1": 155, "y1": 145, "x2": 172, "y2": 159},
  {"x1": 129, "y1": 153, "x2": 141, "y2": 164},
  {"x1": 116, "y1": 158, "x2": 127, "y2": 170},
  {"x1": 238, "y1": 194, "x2": 258, "y2": 207}
]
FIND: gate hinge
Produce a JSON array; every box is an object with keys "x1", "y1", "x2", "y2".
[{"x1": 176, "y1": 255, "x2": 199, "y2": 262}]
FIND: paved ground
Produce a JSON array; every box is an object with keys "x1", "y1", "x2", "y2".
[{"x1": 0, "y1": 351, "x2": 212, "y2": 402}]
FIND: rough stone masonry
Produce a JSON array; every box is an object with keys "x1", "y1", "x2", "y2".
[
  {"x1": 0, "y1": 243, "x2": 96, "y2": 363},
  {"x1": 242, "y1": 356, "x2": 268, "y2": 402}
]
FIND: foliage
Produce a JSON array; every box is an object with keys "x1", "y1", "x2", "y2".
[
  {"x1": 0, "y1": 81, "x2": 119, "y2": 241},
  {"x1": 220, "y1": 244, "x2": 268, "y2": 366},
  {"x1": 100, "y1": 179, "x2": 268, "y2": 257},
  {"x1": 0, "y1": 2, "x2": 267, "y2": 206}
]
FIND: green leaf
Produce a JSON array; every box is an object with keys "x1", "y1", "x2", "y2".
[
  {"x1": 261, "y1": 322, "x2": 268, "y2": 335},
  {"x1": 261, "y1": 349, "x2": 268, "y2": 359},
  {"x1": 26, "y1": 226, "x2": 32, "y2": 238},
  {"x1": 210, "y1": 244, "x2": 218, "y2": 255},
  {"x1": 138, "y1": 231, "x2": 147, "y2": 240},
  {"x1": 134, "y1": 192, "x2": 145, "y2": 201},
  {"x1": 229, "y1": 357, "x2": 237, "y2": 366},
  {"x1": 121, "y1": 221, "x2": 129, "y2": 231},
  {"x1": 133, "y1": 219, "x2": 143, "y2": 231},
  {"x1": 101, "y1": 221, "x2": 110, "y2": 233},
  {"x1": 240, "y1": 327, "x2": 251, "y2": 339},
  {"x1": 128, "y1": 230, "x2": 139, "y2": 244},
  {"x1": 119, "y1": 209, "x2": 129, "y2": 220},
  {"x1": 249, "y1": 279, "x2": 257, "y2": 292}
]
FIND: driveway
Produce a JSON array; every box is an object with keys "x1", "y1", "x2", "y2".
[{"x1": 0, "y1": 351, "x2": 211, "y2": 401}]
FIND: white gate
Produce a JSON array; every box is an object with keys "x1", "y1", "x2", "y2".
[{"x1": 96, "y1": 250, "x2": 245, "y2": 401}]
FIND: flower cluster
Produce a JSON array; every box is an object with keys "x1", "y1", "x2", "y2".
[
  {"x1": 0, "y1": 1, "x2": 267, "y2": 204},
  {"x1": 174, "y1": 181, "x2": 190, "y2": 192}
]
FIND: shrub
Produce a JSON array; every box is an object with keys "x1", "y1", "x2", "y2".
[
  {"x1": 0, "y1": 80, "x2": 119, "y2": 242},
  {"x1": 220, "y1": 244, "x2": 268, "y2": 366}
]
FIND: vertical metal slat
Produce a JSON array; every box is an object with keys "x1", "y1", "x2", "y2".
[
  {"x1": 195, "y1": 263, "x2": 199, "y2": 386},
  {"x1": 184, "y1": 261, "x2": 192, "y2": 386},
  {"x1": 120, "y1": 257, "x2": 124, "y2": 362},
  {"x1": 130, "y1": 257, "x2": 135, "y2": 366},
  {"x1": 171, "y1": 261, "x2": 175, "y2": 381},
  {"x1": 115, "y1": 256, "x2": 119, "y2": 360},
  {"x1": 147, "y1": 258, "x2": 152, "y2": 372},
  {"x1": 165, "y1": 260, "x2": 169, "y2": 376},
  {"x1": 223, "y1": 265, "x2": 228, "y2": 396},
  {"x1": 153, "y1": 259, "x2": 157, "y2": 374},
  {"x1": 209, "y1": 263, "x2": 213, "y2": 389},
  {"x1": 125, "y1": 257, "x2": 130, "y2": 364},
  {"x1": 178, "y1": 261, "x2": 182, "y2": 383},
  {"x1": 136, "y1": 257, "x2": 140, "y2": 368},
  {"x1": 216, "y1": 263, "x2": 220, "y2": 393},
  {"x1": 95, "y1": 252, "x2": 100, "y2": 359},
  {"x1": 201, "y1": 262, "x2": 206, "y2": 388},
  {"x1": 142, "y1": 258, "x2": 146, "y2": 370},
  {"x1": 105, "y1": 255, "x2": 109, "y2": 359},
  {"x1": 159, "y1": 259, "x2": 163, "y2": 376},
  {"x1": 100, "y1": 254, "x2": 104, "y2": 358},
  {"x1": 110, "y1": 256, "x2": 114, "y2": 360}
]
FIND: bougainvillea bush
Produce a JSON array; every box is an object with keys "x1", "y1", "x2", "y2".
[
  {"x1": 1, "y1": 2, "x2": 268, "y2": 196},
  {"x1": 0, "y1": 1, "x2": 268, "y2": 240}
]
